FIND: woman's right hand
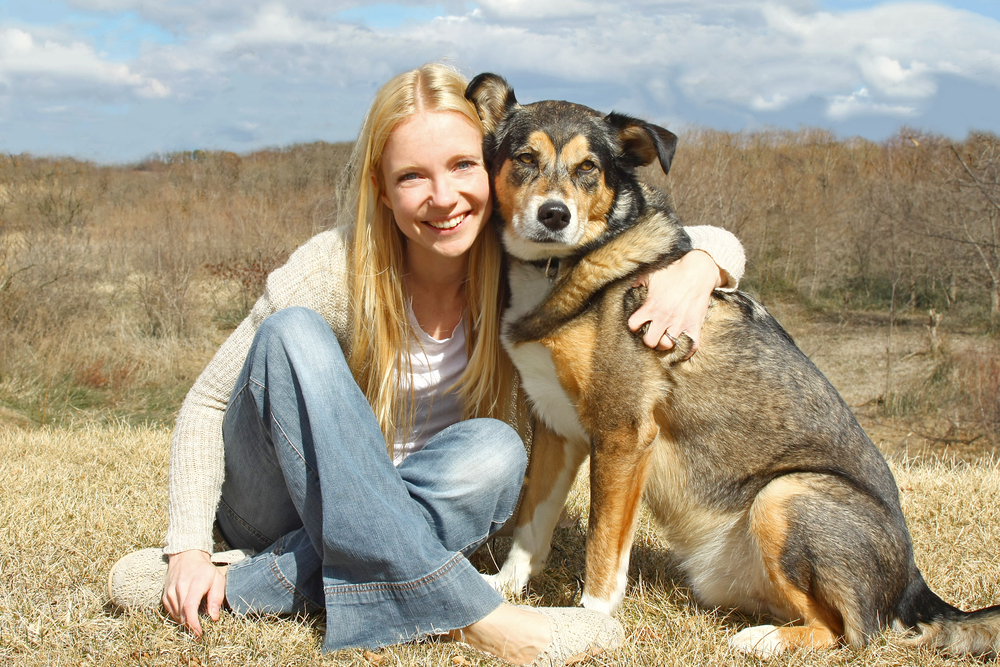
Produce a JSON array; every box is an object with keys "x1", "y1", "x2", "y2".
[{"x1": 162, "y1": 549, "x2": 227, "y2": 637}]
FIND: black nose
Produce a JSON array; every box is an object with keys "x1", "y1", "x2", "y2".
[{"x1": 537, "y1": 201, "x2": 572, "y2": 231}]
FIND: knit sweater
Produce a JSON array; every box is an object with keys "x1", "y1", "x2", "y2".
[{"x1": 164, "y1": 224, "x2": 746, "y2": 555}]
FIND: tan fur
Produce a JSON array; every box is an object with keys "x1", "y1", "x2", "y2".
[
  {"x1": 494, "y1": 160, "x2": 519, "y2": 230},
  {"x1": 542, "y1": 318, "x2": 596, "y2": 405},
  {"x1": 514, "y1": 423, "x2": 570, "y2": 527}
]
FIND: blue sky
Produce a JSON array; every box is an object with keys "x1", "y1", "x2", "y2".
[{"x1": 1, "y1": 0, "x2": 999, "y2": 163}]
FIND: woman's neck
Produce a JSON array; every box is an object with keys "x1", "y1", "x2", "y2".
[{"x1": 404, "y1": 250, "x2": 468, "y2": 340}]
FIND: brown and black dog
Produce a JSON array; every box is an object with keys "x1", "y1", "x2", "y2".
[{"x1": 466, "y1": 72, "x2": 1000, "y2": 657}]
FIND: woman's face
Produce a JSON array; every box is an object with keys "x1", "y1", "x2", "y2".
[{"x1": 378, "y1": 111, "x2": 491, "y2": 271}]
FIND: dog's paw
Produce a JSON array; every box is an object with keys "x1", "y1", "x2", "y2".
[
  {"x1": 481, "y1": 571, "x2": 524, "y2": 597},
  {"x1": 730, "y1": 625, "x2": 784, "y2": 658}
]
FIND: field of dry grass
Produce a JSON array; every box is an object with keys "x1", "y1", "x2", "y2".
[
  {"x1": 2, "y1": 422, "x2": 999, "y2": 666},
  {"x1": 2, "y1": 130, "x2": 999, "y2": 664}
]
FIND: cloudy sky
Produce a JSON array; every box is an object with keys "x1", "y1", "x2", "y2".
[{"x1": 2, "y1": 0, "x2": 999, "y2": 164}]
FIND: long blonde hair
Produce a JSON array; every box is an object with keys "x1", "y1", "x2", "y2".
[{"x1": 342, "y1": 62, "x2": 518, "y2": 450}]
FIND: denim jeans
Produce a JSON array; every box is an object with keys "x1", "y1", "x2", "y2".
[{"x1": 214, "y1": 307, "x2": 525, "y2": 650}]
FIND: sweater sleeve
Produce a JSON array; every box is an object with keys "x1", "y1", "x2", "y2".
[
  {"x1": 684, "y1": 225, "x2": 746, "y2": 291},
  {"x1": 164, "y1": 228, "x2": 352, "y2": 555}
]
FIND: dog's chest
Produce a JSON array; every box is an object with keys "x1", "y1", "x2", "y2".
[{"x1": 503, "y1": 264, "x2": 589, "y2": 444}]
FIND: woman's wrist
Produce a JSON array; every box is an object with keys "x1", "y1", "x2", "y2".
[{"x1": 683, "y1": 249, "x2": 725, "y2": 290}]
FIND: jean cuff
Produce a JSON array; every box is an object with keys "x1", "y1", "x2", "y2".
[{"x1": 321, "y1": 553, "x2": 503, "y2": 650}]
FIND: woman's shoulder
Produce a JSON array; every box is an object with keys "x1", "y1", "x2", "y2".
[
  {"x1": 290, "y1": 223, "x2": 354, "y2": 261},
  {"x1": 264, "y1": 224, "x2": 354, "y2": 308}
]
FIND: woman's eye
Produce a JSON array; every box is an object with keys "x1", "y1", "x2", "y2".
[
  {"x1": 517, "y1": 153, "x2": 534, "y2": 165},
  {"x1": 398, "y1": 172, "x2": 419, "y2": 182},
  {"x1": 456, "y1": 160, "x2": 475, "y2": 170},
  {"x1": 578, "y1": 160, "x2": 596, "y2": 173}
]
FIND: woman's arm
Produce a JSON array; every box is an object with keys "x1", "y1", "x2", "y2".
[{"x1": 627, "y1": 225, "x2": 746, "y2": 356}]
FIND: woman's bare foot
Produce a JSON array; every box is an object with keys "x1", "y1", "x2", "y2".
[{"x1": 450, "y1": 603, "x2": 552, "y2": 664}]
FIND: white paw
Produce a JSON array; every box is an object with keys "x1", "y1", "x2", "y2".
[
  {"x1": 482, "y1": 569, "x2": 527, "y2": 597},
  {"x1": 580, "y1": 592, "x2": 615, "y2": 616},
  {"x1": 730, "y1": 625, "x2": 784, "y2": 658}
]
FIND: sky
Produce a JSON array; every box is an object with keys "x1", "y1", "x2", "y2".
[{"x1": 1, "y1": 0, "x2": 999, "y2": 164}]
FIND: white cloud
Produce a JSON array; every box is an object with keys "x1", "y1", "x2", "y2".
[
  {"x1": 3, "y1": 1, "x2": 1000, "y2": 161},
  {"x1": 827, "y1": 87, "x2": 917, "y2": 119},
  {"x1": 0, "y1": 26, "x2": 169, "y2": 98},
  {"x1": 860, "y1": 55, "x2": 936, "y2": 98}
]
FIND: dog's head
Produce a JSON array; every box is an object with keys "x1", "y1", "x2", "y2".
[{"x1": 466, "y1": 72, "x2": 677, "y2": 262}]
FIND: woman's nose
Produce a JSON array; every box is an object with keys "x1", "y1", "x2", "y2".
[{"x1": 429, "y1": 176, "x2": 459, "y2": 208}]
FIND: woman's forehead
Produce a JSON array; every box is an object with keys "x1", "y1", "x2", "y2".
[{"x1": 383, "y1": 111, "x2": 484, "y2": 160}]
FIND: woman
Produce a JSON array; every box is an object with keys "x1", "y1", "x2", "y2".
[{"x1": 109, "y1": 63, "x2": 745, "y2": 664}]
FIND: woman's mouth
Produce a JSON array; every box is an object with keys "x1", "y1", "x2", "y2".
[{"x1": 424, "y1": 211, "x2": 468, "y2": 230}]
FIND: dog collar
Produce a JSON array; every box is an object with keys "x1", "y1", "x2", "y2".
[{"x1": 528, "y1": 257, "x2": 560, "y2": 281}]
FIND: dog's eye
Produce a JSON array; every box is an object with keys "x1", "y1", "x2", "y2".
[
  {"x1": 578, "y1": 160, "x2": 597, "y2": 173},
  {"x1": 517, "y1": 153, "x2": 534, "y2": 165}
]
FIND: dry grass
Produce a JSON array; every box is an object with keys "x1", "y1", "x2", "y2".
[{"x1": 3, "y1": 422, "x2": 998, "y2": 666}]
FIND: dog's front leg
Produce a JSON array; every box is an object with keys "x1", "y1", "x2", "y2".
[
  {"x1": 487, "y1": 422, "x2": 589, "y2": 596},
  {"x1": 581, "y1": 419, "x2": 658, "y2": 615}
]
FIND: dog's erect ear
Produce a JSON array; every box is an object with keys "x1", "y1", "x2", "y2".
[
  {"x1": 606, "y1": 112, "x2": 678, "y2": 175},
  {"x1": 466, "y1": 73, "x2": 518, "y2": 134}
]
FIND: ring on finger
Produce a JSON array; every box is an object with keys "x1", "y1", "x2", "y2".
[{"x1": 662, "y1": 331, "x2": 677, "y2": 345}]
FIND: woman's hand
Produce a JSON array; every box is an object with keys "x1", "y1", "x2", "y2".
[
  {"x1": 627, "y1": 250, "x2": 726, "y2": 357},
  {"x1": 162, "y1": 549, "x2": 227, "y2": 637}
]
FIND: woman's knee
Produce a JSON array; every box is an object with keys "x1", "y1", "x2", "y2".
[
  {"x1": 256, "y1": 307, "x2": 333, "y2": 348},
  {"x1": 450, "y1": 419, "x2": 527, "y2": 492},
  {"x1": 251, "y1": 307, "x2": 346, "y2": 372}
]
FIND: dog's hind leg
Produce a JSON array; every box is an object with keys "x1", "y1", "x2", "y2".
[
  {"x1": 731, "y1": 473, "x2": 911, "y2": 656},
  {"x1": 580, "y1": 417, "x2": 658, "y2": 615},
  {"x1": 487, "y1": 423, "x2": 589, "y2": 596}
]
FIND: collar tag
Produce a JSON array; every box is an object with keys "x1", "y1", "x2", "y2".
[{"x1": 544, "y1": 257, "x2": 558, "y2": 281}]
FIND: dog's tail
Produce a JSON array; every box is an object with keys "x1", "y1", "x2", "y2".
[{"x1": 896, "y1": 575, "x2": 1000, "y2": 657}]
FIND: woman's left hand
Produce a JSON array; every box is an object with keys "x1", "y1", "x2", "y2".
[{"x1": 627, "y1": 250, "x2": 725, "y2": 357}]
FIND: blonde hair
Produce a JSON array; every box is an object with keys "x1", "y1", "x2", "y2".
[{"x1": 341, "y1": 62, "x2": 518, "y2": 450}]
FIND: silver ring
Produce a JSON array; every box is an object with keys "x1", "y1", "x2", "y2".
[{"x1": 662, "y1": 331, "x2": 677, "y2": 345}]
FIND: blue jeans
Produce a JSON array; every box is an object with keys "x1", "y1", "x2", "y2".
[{"x1": 215, "y1": 307, "x2": 525, "y2": 650}]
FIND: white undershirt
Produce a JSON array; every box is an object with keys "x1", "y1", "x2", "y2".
[{"x1": 392, "y1": 302, "x2": 467, "y2": 465}]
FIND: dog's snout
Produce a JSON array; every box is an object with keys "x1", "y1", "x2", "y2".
[{"x1": 537, "y1": 201, "x2": 572, "y2": 231}]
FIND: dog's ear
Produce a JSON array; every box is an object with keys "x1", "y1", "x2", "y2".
[
  {"x1": 466, "y1": 73, "x2": 518, "y2": 134},
  {"x1": 606, "y1": 112, "x2": 678, "y2": 175}
]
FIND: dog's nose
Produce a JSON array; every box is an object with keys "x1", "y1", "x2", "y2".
[{"x1": 537, "y1": 201, "x2": 572, "y2": 231}]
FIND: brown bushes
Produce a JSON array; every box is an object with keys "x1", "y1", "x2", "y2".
[
  {"x1": 0, "y1": 131, "x2": 995, "y2": 445},
  {"x1": 0, "y1": 143, "x2": 350, "y2": 425}
]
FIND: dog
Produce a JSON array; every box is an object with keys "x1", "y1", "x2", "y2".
[{"x1": 465, "y1": 72, "x2": 1000, "y2": 657}]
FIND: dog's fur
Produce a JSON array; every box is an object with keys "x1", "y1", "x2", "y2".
[{"x1": 466, "y1": 72, "x2": 1000, "y2": 656}]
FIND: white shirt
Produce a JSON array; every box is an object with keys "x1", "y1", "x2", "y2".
[{"x1": 392, "y1": 302, "x2": 467, "y2": 464}]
